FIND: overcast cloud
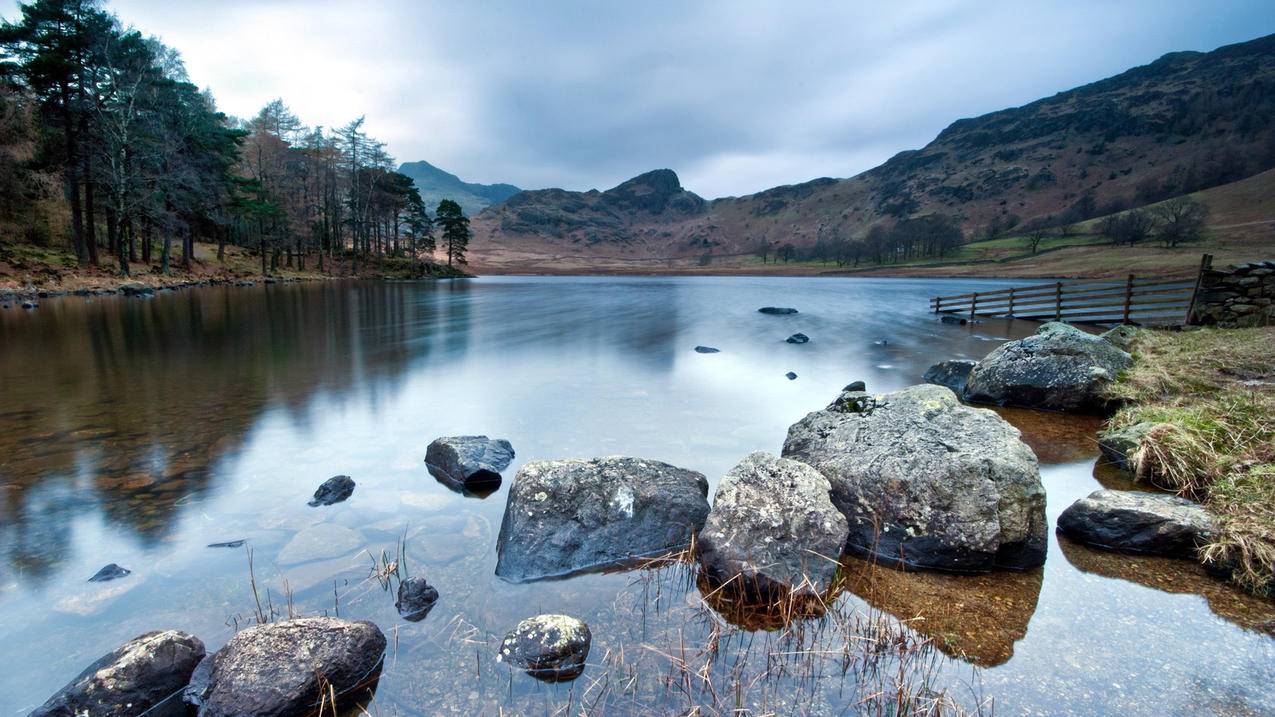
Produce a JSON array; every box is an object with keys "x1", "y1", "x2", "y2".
[{"x1": 12, "y1": 0, "x2": 1275, "y2": 197}]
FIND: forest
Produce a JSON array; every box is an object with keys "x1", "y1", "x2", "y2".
[{"x1": 0, "y1": 0, "x2": 470, "y2": 278}]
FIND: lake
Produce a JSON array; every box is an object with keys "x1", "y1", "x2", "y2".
[{"x1": 0, "y1": 276, "x2": 1271, "y2": 716}]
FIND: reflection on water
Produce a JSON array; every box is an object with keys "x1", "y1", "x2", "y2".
[{"x1": 0, "y1": 276, "x2": 1272, "y2": 716}]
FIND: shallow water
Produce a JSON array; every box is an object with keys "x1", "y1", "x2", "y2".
[{"x1": 0, "y1": 276, "x2": 1271, "y2": 716}]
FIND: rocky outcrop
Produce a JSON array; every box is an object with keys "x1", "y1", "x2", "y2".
[
  {"x1": 32, "y1": 630, "x2": 206, "y2": 717},
  {"x1": 497, "y1": 614, "x2": 591, "y2": 682},
  {"x1": 923, "y1": 359, "x2": 976, "y2": 394},
  {"x1": 425, "y1": 436, "x2": 515, "y2": 490},
  {"x1": 396, "y1": 576, "x2": 440, "y2": 622},
  {"x1": 495, "y1": 456, "x2": 710, "y2": 581},
  {"x1": 308, "y1": 475, "x2": 355, "y2": 506},
  {"x1": 962, "y1": 322, "x2": 1132, "y2": 413},
  {"x1": 1056, "y1": 489, "x2": 1214, "y2": 558},
  {"x1": 185, "y1": 617, "x2": 386, "y2": 716},
  {"x1": 782, "y1": 384, "x2": 1046, "y2": 573},
  {"x1": 698, "y1": 452, "x2": 848, "y2": 597}
]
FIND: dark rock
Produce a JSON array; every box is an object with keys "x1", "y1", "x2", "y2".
[
  {"x1": 923, "y1": 359, "x2": 977, "y2": 394},
  {"x1": 758, "y1": 307, "x2": 798, "y2": 315},
  {"x1": 184, "y1": 617, "x2": 386, "y2": 716},
  {"x1": 21, "y1": 300, "x2": 37, "y2": 309},
  {"x1": 699, "y1": 452, "x2": 848, "y2": 597},
  {"x1": 234, "y1": 280, "x2": 256, "y2": 287},
  {"x1": 308, "y1": 474, "x2": 355, "y2": 506},
  {"x1": 783, "y1": 384, "x2": 1046, "y2": 573},
  {"x1": 842, "y1": 380, "x2": 866, "y2": 392},
  {"x1": 963, "y1": 322, "x2": 1132, "y2": 413},
  {"x1": 88, "y1": 563, "x2": 131, "y2": 582},
  {"x1": 940, "y1": 314, "x2": 968, "y2": 325},
  {"x1": 395, "y1": 576, "x2": 439, "y2": 621},
  {"x1": 119, "y1": 283, "x2": 154, "y2": 297},
  {"x1": 785, "y1": 371, "x2": 798, "y2": 380},
  {"x1": 425, "y1": 435, "x2": 515, "y2": 492},
  {"x1": 497, "y1": 614, "x2": 591, "y2": 682},
  {"x1": 495, "y1": 456, "x2": 709, "y2": 581},
  {"x1": 786, "y1": 333, "x2": 810, "y2": 344},
  {"x1": 1057, "y1": 489, "x2": 1214, "y2": 558},
  {"x1": 1097, "y1": 421, "x2": 1156, "y2": 472},
  {"x1": 206, "y1": 540, "x2": 246, "y2": 549},
  {"x1": 694, "y1": 345, "x2": 720, "y2": 354},
  {"x1": 31, "y1": 630, "x2": 206, "y2": 717}
]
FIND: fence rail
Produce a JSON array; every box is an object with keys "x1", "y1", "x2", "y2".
[{"x1": 930, "y1": 257, "x2": 1211, "y2": 326}]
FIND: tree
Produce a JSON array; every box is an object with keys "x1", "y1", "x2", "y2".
[
  {"x1": 435, "y1": 198, "x2": 469, "y2": 266},
  {"x1": 1152, "y1": 196, "x2": 1210, "y2": 248}
]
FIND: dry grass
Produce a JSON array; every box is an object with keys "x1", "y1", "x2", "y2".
[{"x1": 1108, "y1": 327, "x2": 1275, "y2": 595}]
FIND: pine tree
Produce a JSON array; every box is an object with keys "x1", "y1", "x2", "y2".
[{"x1": 435, "y1": 198, "x2": 469, "y2": 266}]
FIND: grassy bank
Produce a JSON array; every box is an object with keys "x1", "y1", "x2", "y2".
[{"x1": 1108, "y1": 327, "x2": 1275, "y2": 596}]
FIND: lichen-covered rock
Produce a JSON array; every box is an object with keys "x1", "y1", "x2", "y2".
[
  {"x1": 425, "y1": 435, "x2": 515, "y2": 489},
  {"x1": 184, "y1": 617, "x2": 386, "y2": 717},
  {"x1": 922, "y1": 359, "x2": 977, "y2": 394},
  {"x1": 1056, "y1": 489, "x2": 1214, "y2": 558},
  {"x1": 497, "y1": 614, "x2": 591, "y2": 682},
  {"x1": 31, "y1": 630, "x2": 205, "y2": 717},
  {"x1": 1097, "y1": 421, "x2": 1157, "y2": 472},
  {"x1": 698, "y1": 452, "x2": 848, "y2": 596},
  {"x1": 308, "y1": 475, "x2": 355, "y2": 506},
  {"x1": 782, "y1": 384, "x2": 1046, "y2": 573},
  {"x1": 963, "y1": 322, "x2": 1132, "y2": 413},
  {"x1": 396, "y1": 576, "x2": 439, "y2": 622},
  {"x1": 1100, "y1": 324, "x2": 1139, "y2": 352},
  {"x1": 495, "y1": 456, "x2": 709, "y2": 581}
]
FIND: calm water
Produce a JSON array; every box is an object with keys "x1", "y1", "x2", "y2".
[{"x1": 0, "y1": 276, "x2": 1271, "y2": 716}]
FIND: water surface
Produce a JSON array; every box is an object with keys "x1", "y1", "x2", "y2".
[{"x1": 0, "y1": 276, "x2": 1271, "y2": 715}]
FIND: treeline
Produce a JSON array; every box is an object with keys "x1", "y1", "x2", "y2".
[
  {"x1": 0, "y1": 0, "x2": 470, "y2": 276},
  {"x1": 755, "y1": 213, "x2": 964, "y2": 267}
]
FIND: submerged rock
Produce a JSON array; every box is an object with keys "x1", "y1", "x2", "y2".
[
  {"x1": 962, "y1": 322, "x2": 1132, "y2": 413},
  {"x1": 31, "y1": 630, "x2": 206, "y2": 717},
  {"x1": 1097, "y1": 421, "x2": 1157, "y2": 472},
  {"x1": 277, "y1": 523, "x2": 363, "y2": 565},
  {"x1": 786, "y1": 333, "x2": 810, "y2": 344},
  {"x1": 495, "y1": 456, "x2": 709, "y2": 581},
  {"x1": 308, "y1": 474, "x2": 355, "y2": 506},
  {"x1": 1056, "y1": 489, "x2": 1214, "y2": 558},
  {"x1": 184, "y1": 617, "x2": 386, "y2": 716},
  {"x1": 206, "y1": 539, "x2": 246, "y2": 549},
  {"x1": 783, "y1": 384, "x2": 1046, "y2": 573},
  {"x1": 88, "y1": 563, "x2": 131, "y2": 582},
  {"x1": 425, "y1": 435, "x2": 515, "y2": 490},
  {"x1": 923, "y1": 359, "x2": 977, "y2": 394},
  {"x1": 758, "y1": 306, "x2": 798, "y2": 315},
  {"x1": 396, "y1": 576, "x2": 440, "y2": 622},
  {"x1": 940, "y1": 314, "x2": 968, "y2": 325},
  {"x1": 698, "y1": 452, "x2": 848, "y2": 597},
  {"x1": 694, "y1": 345, "x2": 720, "y2": 354},
  {"x1": 497, "y1": 614, "x2": 591, "y2": 682}
]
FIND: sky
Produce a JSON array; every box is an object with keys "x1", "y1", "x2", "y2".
[{"x1": 9, "y1": 1, "x2": 1275, "y2": 198}]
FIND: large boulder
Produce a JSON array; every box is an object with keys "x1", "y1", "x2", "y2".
[
  {"x1": 185, "y1": 617, "x2": 386, "y2": 717},
  {"x1": 1056, "y1": 489, "x2": 1214, "y2": 558},
  {"x1": 495, "y1": 456, "x2": 710, "y2": 581},
  {"x1": 922, "y1": 359, "x2": 976, "y2": 394},
  {"x1": 782, "y1": 384, "x2": 1046, "y2": 573},
  {"x1": 698, "y1": 452, "x2": 848, "y2": 597},
  {"x1": 497, "y1": 614, "x2": 591, "y2": 682},
  {"x1": 962, "y1": 322, "x2": 1132, "y2": 413},
  {"x1": 425, "y1": 436, "x2": 515, "y2": 489},
  {"x1": 32, "y1": 630, "x2": 206, "y2": 717}
]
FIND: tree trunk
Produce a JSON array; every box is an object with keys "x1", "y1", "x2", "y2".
[{"x1": 141, "y1": 222, "x2": 151, "y2": 264}]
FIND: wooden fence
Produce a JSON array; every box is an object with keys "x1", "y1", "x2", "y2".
[{"x1": 930, "y1": 255, "x2": 1211, "y2": 326}]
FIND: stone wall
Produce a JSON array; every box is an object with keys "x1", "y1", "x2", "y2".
[{"x1": 1190, "y1": 260, "x2": 1275, "y2": 327}]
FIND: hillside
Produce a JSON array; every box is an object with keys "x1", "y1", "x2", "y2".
[
  {"x1": 470, "y1": 33, "x2": 1275, "y2": 274},
  {"x1": 398, "y1": 160, "x2": 521, "y2": 216}
]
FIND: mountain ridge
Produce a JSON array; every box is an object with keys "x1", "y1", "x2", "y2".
[{"x1": 397, "y1": 160, "x2": 521, "y2": 216}]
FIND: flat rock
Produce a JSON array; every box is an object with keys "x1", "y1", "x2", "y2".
[
  {"x1": 495, "y1": 456, "x2": 710, "y2": 581},
  {"x1": 425, "y1": 435, "x2": 515, "y2": 490},
  {"x1": 308, "y1": 475, "x2": 355, "y2": 506},
  {"x1": 963, "y1": 322, "x2": 1132, "y2": 413},
  {"x1": 758, "y1": 307, "x2": 798, "y2": 315},
  {"x1": 497, "y1": 614, "x2": 591, "y2": 682},
  {"x1": 783, "y1": 384, "x2": 1047, "y2": 573},
  {"x1": 698, "y1": 452, "x2": 848, "y2": 597},
  {"x1": 184, "y1": 617, "x2": 386, "y2": 716},
  {"x1": 277, "y1": 523, "x2": 363, "y2": 566},
  {"x1": 32, "y1": 630, "x2": 206, "y2": 717},
  {"x1": 923, "y1": 359, "x2": 977, "y2": 394},
  {"x1": 1056, "y1": 489, "x2": 1214, "y2": 558}
]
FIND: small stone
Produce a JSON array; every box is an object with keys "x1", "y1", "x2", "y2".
[
  {"x1": 758, "y1": 307, "x2": 798, "y2": 315},
  {"x1": 842, "y1": 380, "x2": 867, "y2": 392},
  {"x1": 396, "y1": 576, "x2": 440, "y2": 621},
  {"x1": 694, "y1": 345, "x2": 720, "y2": 353},
  {"x1": 497, "y1": 614, "x2": 591, "y2": 682},
  {"x1": 88, "y1": 563, "x2": 131, "y2": 582},
  {"x1": 786, "y1": 333, "x2": 810, "y2": 344},
  {"x1": 425, "y1": 436, "x2": 515, "y2": 491},
  {"x1": 785, "y1": 371, "x2": 798, "y2": 380},
  {"x1": 207, "y1": 540, "x2": 246, "y2": 549},
  {"x1": 308, "y1": 474, "x2": 355, "y2": 506}
]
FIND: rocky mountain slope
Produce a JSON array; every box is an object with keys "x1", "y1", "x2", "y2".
[
  {"x1": 398, "y1": 160, "x2": 520, "y2": 216},
  {"x1": 471, "y1": 32, "x2": 1275, "y2": 268}
]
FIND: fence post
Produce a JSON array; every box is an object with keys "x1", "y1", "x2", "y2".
[
  {"x1": 1054, "y1": 282, "x2": 1063, "y2": 321},
  {"x1": 1184, "y1": 253, "x2": 1214, "y2": 326},
  {"x1": 934, "y1": 296, "x2": 941, "y2": 313},
  {"x1": 1122, "y1": 274, "x2": 1134, "y2": 324},
  {"x1": 1007, "y1": 287, "x2": 1015, "y2": 317},
  {"x1": 970, "y1": 292, "x2": 978, "y2": 319}
]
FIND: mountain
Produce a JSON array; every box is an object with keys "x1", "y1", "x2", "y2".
[
  {"x1": 470, "y1": 33, "x2": 1275, "y2": 271},
  {"x1": 397, "y1": 160, "x2": 521, "y2": 216}
]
